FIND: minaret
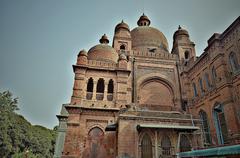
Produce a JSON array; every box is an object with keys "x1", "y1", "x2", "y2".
[
  {"x1": 172, "y1": 25, "x2": 196, "y2": 66},
  {"x1": 113, "y1": 20, "x2": 132, "y2": 55}
]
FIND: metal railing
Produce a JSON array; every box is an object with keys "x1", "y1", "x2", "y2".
[{"x1": 159, "y1": 147, "x2": 175, "y2": 157}]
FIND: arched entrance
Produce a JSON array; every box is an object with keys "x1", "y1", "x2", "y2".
[
  {"x1": 138, "y1": 77, "x2": 174, "y2": 111},
  {"x1": 82, "y1": 127, "x2": 108, "y2": 158},
  {"x1": 141, "y1": 133, "x2": 153, "y2": 158}
]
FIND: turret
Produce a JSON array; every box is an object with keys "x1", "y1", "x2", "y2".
[
  {"x1": 77, "y1": 49, "x2": 88, "y2": 65},
  {"x1": 172, "y1": 26, "x2": 196, "y2": 66},
  {"x1": 113, "y1": 20, "x2": 132, "y2": 54}
]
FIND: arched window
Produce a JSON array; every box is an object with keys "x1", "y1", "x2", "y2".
[
  {"x1": 120, "y1": 44, "x2": 126, "y2": 50},
  {"x1": 229, "y1": 52, "x2": 239, "y2": 72},
  {"x1": 213, "y1": 103, "x2": 228, "y2": 144},
  {"x1": 184, "y1": 51, "x2": 189, "y2": 59},
  {"x1": 107, "y1": 79, "x2": 114, "y2": 101},
  {"x1": 212, "y1": 66, "x2": 217, "y2": 82},
  {"x1": 199, "y1": 78, "x2": 204, "y2": 95},
  {"x1": 204, "y1": 73, "x2": 210, "y2": 90},
  {"x1": 161, "y1": 135, "x2": 171, "y2": 156},
  {"x1": 192, "y1": 82, "x2": 198, "y2": 97},
  {"x1": 96, "y1": 78, "x2": 104, "y2": 100},
  {"x1": 141, "y1": 134, "x2": 152, "y2": 158},
  {"x1": 199, "y1": 110, "x2": 211, "y2": 145},
  {"x1": 86, "y1": 78, "x2": 93, "y2": 100},
  {"x1": 97, "y1": 78, "x2": 104, "y2": 93},
  {"x1": 180, "y1": 135, "x2": 191, "y2": 152},
  {"x1": 107, "y1": 79, "x2": 114, "y2": 93},
  {"x1": 87, "y1": 78, "x2": 93, "y2": 92}
]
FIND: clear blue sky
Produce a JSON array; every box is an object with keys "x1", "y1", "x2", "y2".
[{"x1": 0, "y1": 0, "x2": 239, "y2": 129}]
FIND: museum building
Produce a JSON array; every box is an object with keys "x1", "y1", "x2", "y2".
[{"x1": 54, "y1": 14, "x2": 240, "y2": 158}]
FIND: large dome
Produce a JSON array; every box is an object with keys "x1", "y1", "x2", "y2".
[
  {"x1": 131, "y1": 14, "x2": 169, "y2": 51},
  {"x1": 87, "y1": 34, "x2": 118, "y2": 63}
]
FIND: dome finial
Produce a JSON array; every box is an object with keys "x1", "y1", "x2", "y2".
[
  {"x1": 99, "y1": 34, "x2": 109, "y2": 44},
  {"x1": 178, "y1": 25, "x2": 182, "y2": 30}
]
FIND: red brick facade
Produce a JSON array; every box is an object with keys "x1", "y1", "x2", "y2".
[{"x1": 54, "y1": 15, "x2": 240, "y2": 158}]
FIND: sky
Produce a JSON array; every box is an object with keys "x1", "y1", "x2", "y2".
[{"x1": 0, "y1": 0, "x2": 239, "y2": 129}]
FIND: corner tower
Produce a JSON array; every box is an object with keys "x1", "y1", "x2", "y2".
[
  {"x1": 113, "y1": 20, "x2": 132, "y2": 53},
  {"x1": 172, "y1": 26, "x2": 196, "y2": 66}
]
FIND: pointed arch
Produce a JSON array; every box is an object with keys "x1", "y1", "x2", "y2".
[
  {"x1": 120, "y1": 44, "x2": 126, "y2": 50},
  {"x1": 198, "y1": 77, "x2": 204, "y2": 95},
  {"x1": 212, "y1": 66, "x2": 217, "y2": 83},
  {"x1": 96, "y1": 78, "x2": 104, "y2": 100},
  {"x1": 213, "y1": 103, "x2": 228, "y2": 144},
  {"x1": 82, "y1": 127, "x2": 107, "y2": 158},
  {"x1": 107, "y1": 79, "x2": 114, "y2": 101},
  {"x1": 180, "y1": 135, "x2": 191, "y2": 152},
  {"x1": 137, "y1": 75, "x2": 175, "y2": 110},
  {"x1": 141, "y1": 133, "x2": 153, "y2": 158},
  {"x1": 199, "y1": 110, "x2": 211, "y2": 145},
  {"x1": 204, "y1": 73, "x2": 210, "y2": 90},
  {"x1": 229, "y1": 52, "x2": 239, "y2": 72},
  {"x1": 161, "y1": 135, "x2": 171, "y2": 156},
  {"x1": 192, "y1": 82, "x2": 198, "y2": 97},
  {"x1": 86, "y1": 78, "x2": 93, "y2": 100}
]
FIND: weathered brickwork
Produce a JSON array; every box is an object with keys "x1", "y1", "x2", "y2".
[{"x1": 54, "y1": 15, "x2": 240, "y2": 158}]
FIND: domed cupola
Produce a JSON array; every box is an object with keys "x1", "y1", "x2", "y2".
[
  {"x1": 172, "y1": 25, "x2": 196, "y2": 63},
  {"x1": 87, "y1": 34, "x2": 119, "y2": 63},
  {"x1": 115, "y1": 20, "x2": 130, "y2": 33},
  {"x1": 173, "y1": 25, "x2": 189, "y2": 40},
  {"x1": 113, "y1": 20, "x2": 132, "y2": 52},
  {"x1": 137, "y1": 13, "x2": 151, "y2": 26},
  {"x1": 131, "y1": 14, "x2": 169, "y2": 52}
]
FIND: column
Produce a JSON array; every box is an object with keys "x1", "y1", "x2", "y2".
[
  {"x1": 92, "y1": 79, "x2": 97, "y2": 100},
  {"x1": 155, "y1": 131, "x2": 158, "y2": 158},
  {"x1": 103, "y1": 79, "x2": 108, "y2": 101}
]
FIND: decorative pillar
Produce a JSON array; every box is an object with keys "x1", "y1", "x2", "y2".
[
  {"x1": 103, "y1": 79, "x2": 108, "y2": 101},
  {"x1": 92, "y1": 80, "x2": 97, "y2": 100},
  {"x1": 155, "y1": 131, "x2": 158, "y2": 158}
]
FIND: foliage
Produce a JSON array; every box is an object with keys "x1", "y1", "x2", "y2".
[{"x1": 0, "y1": 91, "x2": 57, "y2": 158}]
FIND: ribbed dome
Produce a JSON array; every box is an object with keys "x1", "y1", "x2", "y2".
[
  {"x1": 131, "y1": 26, "x2": 169, "y2": 51},
  {"x1": 88, "y1": 44, "x2": 118, "y2": 63}
]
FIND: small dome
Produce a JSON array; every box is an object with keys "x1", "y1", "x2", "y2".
[
  {"x1": 137, "y1": 13, "x2": 151, "y2": 26},
  {"x1": 115, "y1": 20, "x2": 130, "y2": 33},
  {"x1": 88, "y1": 34, "x2": 118, "y2": 63},
  {"x1": 173, "y1": 25, "x2": 189, "y2": 39},
  {"x1": 99, "y1": 34, "x2": 109, "y2": 44},
  {"x1": 78, "y1": 49, "x2": 87, "y2": 57}
]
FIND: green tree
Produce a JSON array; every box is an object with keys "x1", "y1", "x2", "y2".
[{"x1": 0, "y1": 91, "x2": 56, "y2": 158}]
